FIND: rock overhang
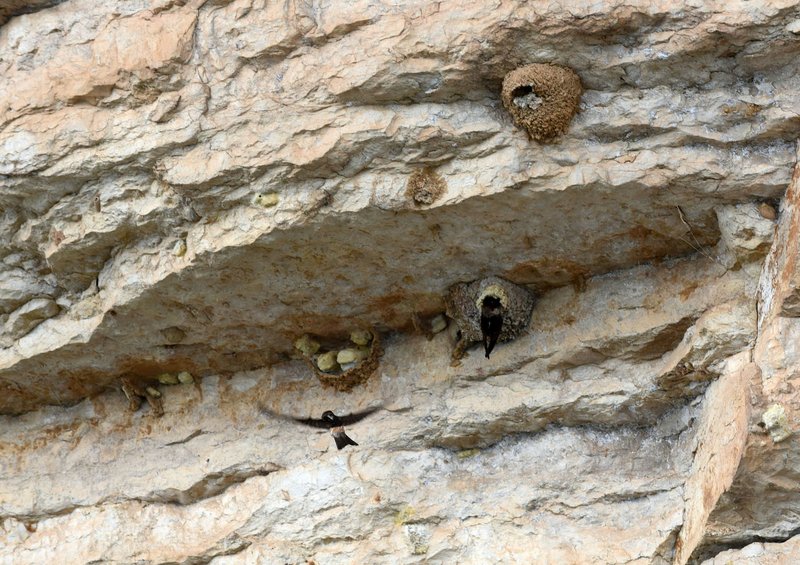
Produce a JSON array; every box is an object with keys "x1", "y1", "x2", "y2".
[
  {"x1": 0, "y1": 0, "x2": 797, "y2": 418},
  {"x1": 0, "y1": 178, "x2": 764, "y2": 414}
]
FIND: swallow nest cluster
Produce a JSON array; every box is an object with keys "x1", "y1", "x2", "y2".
[
  {"x1": 501, "y1": 63, "x2": 582, "y2": 141},
  {"x1": 294, "y1": 330, "x2": 383, "y2": 392}
]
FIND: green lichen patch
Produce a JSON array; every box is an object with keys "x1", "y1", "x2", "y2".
[{"x1": 394, "y1": 505, "x2": 416, "y2": 526}]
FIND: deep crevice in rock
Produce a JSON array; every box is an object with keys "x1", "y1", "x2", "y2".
[
  {"x1": 143, "y1": 464, "x2": 281, "y2": 506},
  {"x1": 1, "y1": 464, "x2": 281, "y2": 523},
  {"x1": 688, "y1": 525, "x2": 800, "y2": 564}
]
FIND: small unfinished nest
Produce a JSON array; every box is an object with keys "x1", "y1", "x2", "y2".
[
  {"x1": 120, "y1": 376, "x2": 164, "y2": 416},
  {"x1": 119, "y1": 371, "x2": 196, "y2": 417},
  {"x1": 299, "y1": 330, "x2": 383, "y2": 392},
  {"x1": 405, "y1": 168, "x2": 446, "y2": 206},
  {"x1": 501, "y1": 63, "x2": 582, "y2": 142}
]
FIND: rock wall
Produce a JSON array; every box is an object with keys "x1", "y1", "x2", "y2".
[{"x1": 2, "y1": 1, "x2": 800, "y2": 563}]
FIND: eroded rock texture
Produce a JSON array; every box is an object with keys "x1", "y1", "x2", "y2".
[{"x1": 2, "y1": 0, "x2": 800, "y2": 563}]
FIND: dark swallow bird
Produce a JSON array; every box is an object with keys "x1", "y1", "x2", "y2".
[
  {"x1": 480, "y1": 295, "x2": 504, "y2": 359},
  {"x1": 297, "y1": 408, "x2": 382, "y2": 449},
  {"x1": 261, "y1": 406, "x2": 381, "y2": 450}
]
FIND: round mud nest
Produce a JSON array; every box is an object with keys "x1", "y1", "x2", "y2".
[{"x1": 501, "y1": 63, "x2": 582, "y2": 142}]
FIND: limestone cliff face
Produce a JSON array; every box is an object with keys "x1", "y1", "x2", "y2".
[{"x1": 1, "y1": 1, "x2": 800, "y2": 563}]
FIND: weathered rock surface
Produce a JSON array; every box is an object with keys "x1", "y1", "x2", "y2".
[
  {"x1": 0, "y1": 0, "x2": 64, "y2": 27},
  {"x1": 2, "y1": 0, "x2": 799, "y2": 413},
  {"x1": 702, "y1": 535, "x2": 800, "y2": 564},
  {"x1": 2, "y1": 0, "x2": 800, "y2": 563},
  {"x1": 716, "y1": 202, "x2": 778, "y2": 265},
  {"x1": 673, "y1": 356, "x2": 752, "y2": 564},
  {"x1": 683, "y1": 148, "x2": 800, "y2": 564},
  {"x1": 0, "y1": 297, "x2": 59, "y2": 348}
]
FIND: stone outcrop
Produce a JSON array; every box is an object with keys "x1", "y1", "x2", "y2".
[
  {"x1": 703, "y1": 535, "x2": 800, "y2": 564},
  {"x1": 2, "y1": 0, "x2": 800, "y2": 563}
]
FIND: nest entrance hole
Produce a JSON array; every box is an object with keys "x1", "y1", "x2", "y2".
[
  {"x1": 511, "y1": 85, "x2": 542, "y2": 110},
  {"x1": 511, "y1": 85, "x2": 533, "y2": 98}
]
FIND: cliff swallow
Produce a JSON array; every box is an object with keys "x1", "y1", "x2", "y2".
[
  {"x1": 262, "y1": 406, "x2": 381, "y2": 450},
  {"x1": 480, "y1": 295, "x2": 504, "y2": 359}
]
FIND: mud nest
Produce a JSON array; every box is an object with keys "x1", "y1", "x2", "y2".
[
  {"x1": 309, "y1": 331, "x2": 383, "y2": 392},
  {"x1": 501, "y1": 63, "x2": 582, "y2": 142},
  {"x1": 405, "y1": 167, "x2": 446, "y2": 206},
  {"x1": 446, "y1": 276, "x2": 535, "y2": 344}
]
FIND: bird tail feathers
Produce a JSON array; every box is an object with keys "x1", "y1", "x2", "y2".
[{"x1": 333, "y1": 432, "x2": 359, "y2": 450}]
